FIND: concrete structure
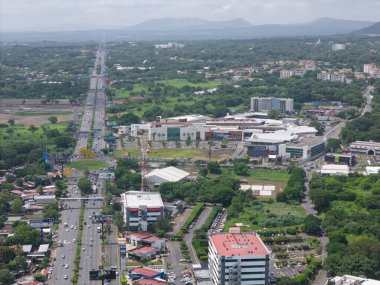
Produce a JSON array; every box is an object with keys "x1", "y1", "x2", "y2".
[
  {"x1": 365, "y1": 166, "x2": 380, "y2": 175},
  {"x1": 364, "y1": 63, "x2": 376, "y2": 74},
  {"x1": 131, "y1": 124, "x2": 151, "y2": 136},
  {"x1": 162, "y1": 114, "x2": 211, "y2": 123},
  {"x1": 208, "y1": 227, "x2": 270, "y2": 285},
  {"x1": 320, "y1": 164, "x2": 350, "y2": 176},
  {"x1": 349, "y1": 141, "x2": 380, "y2": 155},
  {"x1": 33, "y1": 195, "x2": 56, "y2": 205},
  {"x1": 325, "y1": 153, "x2": 355, "y2": 166},
  {"x1": 145, "y1": 166, "x2": 190, "y2": 188},
  {"x1": 121, "y1": 191, "x2": 164, "y2": 231},
  {"x1": 279, "y1": 137, "x2": 326, "y2": 160},
  {"x1": 332, "y1": 43, "x2": 345, "y2": 51},
  {"x1": 328, "y1": 275, "x2": 380, "y2": 285},
  {"x1": 250, "y1": 97, "x2": 294, "y2": 112}
]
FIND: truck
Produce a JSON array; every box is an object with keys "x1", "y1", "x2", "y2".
[{"x1": 97, "y1": 226, "x2": 101, "y2": 233}]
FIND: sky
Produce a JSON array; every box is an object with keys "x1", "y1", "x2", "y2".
[{"x1": 1, "y1": 0, "x2": 379, "y2": 32}]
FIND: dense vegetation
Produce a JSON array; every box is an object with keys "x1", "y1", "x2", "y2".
[
  {"x1": 341, "y1": 81, "x2": 380, "y2": 143},
  {"x1": 310, "y1": 174, "x2": 380, "y2": 278},
  {"x1": 0, "y1": 43, "x2": 94, "y2": 100}
]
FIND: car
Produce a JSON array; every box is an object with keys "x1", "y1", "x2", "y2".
[
  {"x1": 73, "y1": 238, "x2": 76, "y2": 243},
  {"x1": 66, "y1": 229, "x2": 69, "y2": 232},
  {"x1": 74, "y1": 227, "x2": 77, "y2": 230},
  {"x1": 179, "y1": 259, "x2": 187, "y2": 263},
  {"x1": 62, "y1": 254, "x2": 65, "y2": 259},
  {"x1": 64, "y1": 275, "x2": 68, "y2": 279},
  {"x1": 65, "y1": 264, "x2": 69, "y2": 269},
  {"x1": 82, "y1": 247, "x2": 86, "y2": 251},
  {"x1": 61, "y1": 262, "x2": 65, "y2": 267},
  {"x1": 87, "y1": 225, "x2": 91, "y2": 228},
  {"x1": 48, "y1": 275, "x2": 51, "y2": 279}
]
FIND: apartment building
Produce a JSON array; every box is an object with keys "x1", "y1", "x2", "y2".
[{"x1": 250, "y1": 97, "x2": 294, "y2": 112}]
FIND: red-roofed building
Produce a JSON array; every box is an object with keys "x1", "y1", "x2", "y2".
[
  {"x1": 127, "y1": 232, "x2": 165, "y2": 251},
  {"x1": 129, "y1": 266, "x2": 165, "y2": 280},
  {"x1": 208, "y1": 227, "x2": 270, "y2": 285},
  {"x1": 133, "y1": 278, "x2": 166, "y2": 285},
  {"x1": 129, "y1": 246, "x2": 157, "y2": 261}
]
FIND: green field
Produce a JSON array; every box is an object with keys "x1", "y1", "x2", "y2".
[
  {"x1": 116, "y1": 147, "x2": 232, "y2": 161},
  {"x1": 68, "y1": 160, "x2": 108, "y2": 170},
  {"x1": 159, "y1": 79, "x2": 222, "y2": 88},
  {"x1": 15, "y1": 111, "x2": 72, "y2": 116},
  {"x1": 0, "y1": 122, "x2": 68, "y2": 141}
]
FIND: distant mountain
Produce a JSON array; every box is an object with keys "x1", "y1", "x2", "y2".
[
  {"x1": 0, "y1": 17, "x2": 375, "y2": 42},
  {"x1": 128, "y1": 18, "x2": 253, "y2": 31},
  {"x1": 352, "y1": 21, "x2": 380, "y2": 34}
]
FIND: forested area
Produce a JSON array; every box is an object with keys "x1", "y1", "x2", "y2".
[
  {"x1": 341, "y1": 81, "x2": 380, "y2": 143},
  {"x1": 310, "y1": 174, "x2": 380, "y2": 279},
  {"x1": 0, "y1": 43, "x2": 94, "y2": 99},
  {"x1": 105, "y1": 36, "x2": 375, "y2": 121}
]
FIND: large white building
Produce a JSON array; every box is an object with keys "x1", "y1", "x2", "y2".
[
  {"x1": 121, "y1": 191, "x2": 164, "y2": 231},
  {"x1": 332, "y1": 43, "x2": 346, "y2": 51},
  {"x1": 208, "y1": 227, "x2": 270, "y2": 285},
  {"x1": 328, "y1": 275, "x2": 380, "y2": 285},
  {"x1": 250, "y1": 97, "x2": 294, "y2": 112},
  {"x1": 145, "y1": 166, "x2": 190, "y2": 188}
]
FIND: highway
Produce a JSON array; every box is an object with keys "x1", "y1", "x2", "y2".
[{"x1": 48, "y1": 47, "x2": 119, "y2": 285}]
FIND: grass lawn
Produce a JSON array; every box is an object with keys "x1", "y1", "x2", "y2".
[
  {"x1": 262, "y1": 202, "x2": 307, "y2": 219},
  {"x1": 69, "y1": 160, "x2": 108, "y2": 170},
  {"x1": 158, "y1": 79, "x2": 222, "y2": 88},
  {"x1": 116, "y1": 147, "x2": 232, "y2": 161},
  {"x1": 15, "y1": 111, "x2": 72, "y2": 116}
]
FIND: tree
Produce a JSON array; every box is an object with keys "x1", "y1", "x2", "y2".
[
  {"x1": 303, "y1": 215, "x2": 322, "y2": 236},
  {"x1": 113, "y1": 212, "x2": 124, "y2": 232},
  {"x1": 5, "y1": 223, "x2": 41, "y2": 246},
  {"x1": 11, "y1": 198, "x2": 23, "y2": 213},
  {"x1": 199, "y1": 168, "x2": 208, "y2": 177},
  {"x1": 43, "y1": 204, "x2": 59, "y2": 220},
  {"x1": 7, "y1": 119, "x2": 15, "y2": 126},
  {"x1": 78, "y1": 178, "x2": 92, "y2": 194},
  {"x1": 48, "y1": 116, "x2": 58, "y2": 124},
  {"x1": 207, "y1": 161, "x2": 221, "y2": 174},
  {"x1": 0, "y1": 269, "x2": 15, "y2": 285},
  {"x1": 309, "y1": 121, "x2": 325, "y2": 136},
  {"x1": 234, "y1": 162, "x2": 249, "y2": 176},
  {"x1": 327, "y1": 138, "x2": 342, "y2": 152}
]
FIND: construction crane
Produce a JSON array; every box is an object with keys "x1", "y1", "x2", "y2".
[{"x1": 140, "y1": 136, "x2": 149, "y2": 191}]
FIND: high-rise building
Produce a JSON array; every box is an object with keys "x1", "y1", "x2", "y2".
[
  {"x1": 332, "y1": 43, "x2": 345, "y2": 51},
  {"x1": 250, "y1": 97, "x2": 294, "y2": 112},
  {"x1": 121, "y1": 191, "x2": 164, "y2": 231},
  {"x1": 208, "y1": 228, "x2": 270, "y2": 285}
]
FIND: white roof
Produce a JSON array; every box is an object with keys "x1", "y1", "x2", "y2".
[
  {"x1": 38, "y1": 244, "x2": 49, "y2": 253},
  {"x1": 22, "y1": 245, "x2": 32, "y2": 253},
  {"x1": 366, "y1": 166, "x2": 380, "y2": 174},
  {"x1": 34, "y1": 195, "x2": 56, "y2": 200},
  {"x1": 321, "y1": 164, "x2": 349, "y2": 175},
  {"x1": 145, "y1": 166, "x2": 190, "y2": 183},
  {"x1": 166, "y1": 114, "x2": 211, "y2": 122},
  {"x1": 240, "y1": 185, "x2": 252, "y2": 191},
  {"x1": 242, "y1": 185, "x2": 276, "y2": 192},
  {"x1": 259, "y1": 190, "x2": 273, "y2": 196},
  {"x1": 123, "y1": 191, "x2": 164, "y2": 208}
]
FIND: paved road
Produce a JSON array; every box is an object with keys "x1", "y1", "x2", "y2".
[{"x1": 361, "y1": 85, "x2": 374, "y2": 115}]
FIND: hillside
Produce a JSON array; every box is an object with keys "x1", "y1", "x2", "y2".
[{"x1": 353, "y1": 21, "x2": 380, "y2": 34}]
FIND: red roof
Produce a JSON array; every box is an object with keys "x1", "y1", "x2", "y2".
[
  {"x1": 131, "y1": 266, "x2": 160, "y2": 277},
  {"x1": 210, "y1": 232, "x2": 269, "y2": 257},
  {"x1": 10, "y1": 190, "x2": 22, "y2": 195},
  {"x1": 144, "y1": 236, "x2": 161, "y2": 242},
  {"x1": 129, "y1": 246, "x2": 157, "y2": 255},
  {"x1": 128, "y1": 232, "x2": 152, "y2": 240},
  {"x1": 134, "y1": 278, "x2": 165, "y2": 285}
]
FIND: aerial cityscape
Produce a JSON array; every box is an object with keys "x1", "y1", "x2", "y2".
[{"x1": 0, "y1": 1, "x2": 380, "y2": 285}]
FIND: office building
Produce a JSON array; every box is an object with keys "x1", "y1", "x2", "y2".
[
  {"x1": 325, "y1": 153, "x2": 355, "y2": 166},
  {"x1": 121, "y1": 191, "x2": 164, "y2": 231},
  {"x1": 208, "y1": 227, "x2": 270, "y2": 285},
  {"x1": 349, "y1": 141, "x2": 380, "y2": 155},
  {"x1": 250, "y1": 97, "x2": 294, "y2": 112}
]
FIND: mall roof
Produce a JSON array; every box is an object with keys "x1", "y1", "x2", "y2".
[
  {"x1": 145, "y1": 166, "x2": 190, "y2": 183},
  {"x1": 210, "y1": 232, "x2": 269, "y2": 257}
]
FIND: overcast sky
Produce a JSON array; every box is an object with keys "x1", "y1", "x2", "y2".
[{"x1": 1, "y1": 0, "x2": 379, "y2": 32}]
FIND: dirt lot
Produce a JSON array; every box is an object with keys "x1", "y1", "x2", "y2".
[{"x1": 0, "y1": 99, "x2": 79, "y2": 125}]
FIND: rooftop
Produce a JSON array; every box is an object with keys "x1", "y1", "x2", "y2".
[
  {"x1": 329, "y1": 275, "x2": 380, "y2": 285},
  {"x1": 350, "y1": 140, "x2": 380, "y2": 149},
  {"x1": 37, "y1": 244, "x2": 49, "y2": 253},
  {"x1": 145, "y1": 166, "x2": 190, "y2": 183},
  {"x1": 210, "y1": 231, "x2": 269, "y2": 257},
  {"x1": 133, "y1": 278, "x2": 166, "y2": 285},
  {"x1": 123, "y1": 191, "x2": 164, "y2": 208},
  {"x1": 131, "y1": 266, "x2": 161, "y2": 277},
  {"x1": 129, "y1": 246, "x2": 157, "y2": 255},
  {"x1": 286, "y1": 136, "x2": 325, "y2": 147}
]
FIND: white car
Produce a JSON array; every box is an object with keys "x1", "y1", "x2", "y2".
[
  {"x1": 82, "y1": 247, "x2": 86, "y2": 251},
  {"x1": 62, "y1": 254, "x2": 65, "y2": 259},
  {"x1": 74, "y1": 227, "x2": 77, "y2": 230},
  {"x1": 64, "y1": 275, "x2": 68, "y2": 279},
  {"x1": 66, "y1": 229, "x2": 69, "y2": 232},
  {"x1": 65, "y1": 264, "x2": 69, "y2": 269},
  {"x1": 73, "y1": 238, "x2": 76, "y2": 243}
]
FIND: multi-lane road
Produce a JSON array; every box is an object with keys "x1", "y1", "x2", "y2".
[{"x1": 49, "y1": 47, "x2": 119, "y2": 284}]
